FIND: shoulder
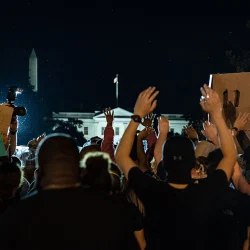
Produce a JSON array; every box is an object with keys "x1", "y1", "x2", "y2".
[
  {"x1": 192, "y1": 169, "x2": 229, "y2": 197},
  {"x1": 128, "y1": 166, "x2": 144, "y2": 179},
  {"x1": 208, "y1": 169, "x2": 228, "y2": 187}
]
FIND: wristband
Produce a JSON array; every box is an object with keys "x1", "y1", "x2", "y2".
[
  {"x1": 131, "y1": 115, "x2": 142, "y2": 123},
  {"x1": 232, "y1": 127, "x2": 239, "y2": 132}
]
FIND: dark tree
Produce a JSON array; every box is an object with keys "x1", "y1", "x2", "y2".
[
  {"x1": 44, "y1": 118, "x2": 87, "y2": 146},
  {"x1": 226, "y1": 20, "x2": 250, "y2": 72}
]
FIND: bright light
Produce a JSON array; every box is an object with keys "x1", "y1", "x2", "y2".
[{"x1": 16, "y1": 88, "x2": 23, "y2": 94}]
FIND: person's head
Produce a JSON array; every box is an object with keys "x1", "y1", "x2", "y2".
[
  {"x1": 191, "y1": 156, "x2": 208, "y2": 180},
  {"x1": 79, "y1": 145, "x2": 101, "y2": 161},
  {"x1": 162, "y1": 136, "x2": 195, "y2": 184},
  {"x1": 0, "y1": 161, "x2": 23, "y2": 202},
  {"x1": 195, "y1": 140, "x2": 217, "y2": 158},
  {"x1": 36, "y1": 133, "x2": 80, "y2": 189},
  {"x1": 207, "y1": 148, "x2": 223, "y2": 176},
  {"x1": 80, "y1": 152, "x2": 112, "y2": 193},
  {"x1": 28, "y1": 139, "x2": 38, "y2": 154},
  {"x1": 90, "y1": 136, "x2": 101, "y2": 145}
]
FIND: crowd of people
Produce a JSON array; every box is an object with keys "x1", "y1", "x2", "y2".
[{"x1": 0, "y1": 85, "x2": 250, "y2": 250}]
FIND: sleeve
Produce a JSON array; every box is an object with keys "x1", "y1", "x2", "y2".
[
  {"x1": 205, "y1": 169, "x2": 229, "y2": 193},
  {"x1": 101, "y1": 125, "x2": 115, "y2": 162},
  {"x1": 156, "y1": 161, "x2": 167, "y2": 181},
  {"x1": 128, "y1": 167, "x2": 160, "y2": 203},
  {"x1": 193, "y1": 170, "x2": 229, "y2": 220}
]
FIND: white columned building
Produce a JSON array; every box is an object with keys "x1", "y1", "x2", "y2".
[{"x1": 52, "y1": 108, "x2": 188, "y2": 144}]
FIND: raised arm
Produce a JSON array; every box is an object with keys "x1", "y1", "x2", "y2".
[
  {"x1": 232, "y1": 112, "x2": 250, "y2": 151},
  {"x1": 200, "y1": 84, "x2": 237, "y2": 180},
  {"x1": 137, "y1": 127, "x2": 153, "y2": 171},
  {"x1": 115, "y1": 87, "x2": 159, "y2": 178},
  {"x1": 201, "y1": 121, "x2": 220, "y2": 147},
  {"x1": 154, "y1": 116, "x2": 169, "y2": 165},
  {"x1": 101, "y1": 108, "x2": 115, "y2": 162},
  {"x1": 183, "y1": 125, "x2": 199, "y2": 146},
  {"x1": 8, "y1": 119, "x2": 18, "y2": 156},
  {"x1": 232, "y1": 162, "x2": 250, "y2": 196}
]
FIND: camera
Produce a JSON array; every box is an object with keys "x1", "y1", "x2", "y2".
[{"x1": 7, "y1": 86, "x2": 26, "y2": 124}]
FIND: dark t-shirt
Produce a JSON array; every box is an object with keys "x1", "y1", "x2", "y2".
[
  {"x1": 0, "y1": 187, "x2": 134, "y2": 250},
  {"x1": 206, "y1": 187, "x2": 250, "y2": 250},
  {"x1": 128, "y1": 167, "x2": 229, "y2": 250}
]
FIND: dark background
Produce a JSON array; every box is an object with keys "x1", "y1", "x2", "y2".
[{"x1": 0, "y1": 1, "x2": 250, "y2": 143}]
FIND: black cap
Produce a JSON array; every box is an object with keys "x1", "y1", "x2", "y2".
[{"x1": 162, "y1": 136, "x2": 195, "y2": 184}]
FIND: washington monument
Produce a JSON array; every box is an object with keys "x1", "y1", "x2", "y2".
[{"x1": 29, "y1": 48, "x2": 38, "y2": 92}]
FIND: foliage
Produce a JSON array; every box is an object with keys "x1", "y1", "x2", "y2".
[
  {"x1": 225, "y1": 20, "x2": 250, "y2": 72},
  {"x1": 225, "y1": 50, "x2": 250, "y2": 72},
  {"x1": 44, "y1": 118, "x2": 87, "y2": 146}
]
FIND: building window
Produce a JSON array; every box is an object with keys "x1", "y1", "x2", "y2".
[
  {"x1": 84, "y1": 127, "x2": 88, "y2": 135},
  {"x1": 101, "y1": 127, "x2": 105, "y2": 135},
  {"x1": 115, "y1": 127, "x2": 119, "y2": 135}
]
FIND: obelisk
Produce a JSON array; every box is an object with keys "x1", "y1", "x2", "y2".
[{"x1": 29, "y1": 48, "x2": 38, "y2": 92}]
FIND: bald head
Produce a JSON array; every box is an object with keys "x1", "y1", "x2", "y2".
[{"x1": 36, "y1": 133, "x2": 80, "y2": 187}]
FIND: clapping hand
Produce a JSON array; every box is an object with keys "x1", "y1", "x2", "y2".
[
  {"x1": 103, "y1": 108, "x2": 114, "y2": 125},
  {"x1": 134, "y1": 87, "x2": 159, "y2": 118}
]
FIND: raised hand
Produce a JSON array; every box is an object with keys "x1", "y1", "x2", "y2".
[
  {"x1": 142, "y1": 113, "x2": 155, "y2": 128},
  {"x1": 134, "y1": 87, "x2": 159, "y2": 118},
  {"x1": 103, "y1": 107, "x2": 114, "y2": 125},
  {"x1": 233, "y1": 112, "x2": 250, "y2": 131},
  {"x1": 200, "y1": 84, "x2": 222, "y2": 117},
  {"x1": 158, "y1": 116, "x2": 169, "y2": 135},
  {"x1": 201, "y1": 121, "x2": 218, "y2": 143},
  {"x1": 138, "y1": 127, "x2": 154, "y2": 140},
  {"x1": 183, "y1": 125, "x2": 198, "y2": 140}
]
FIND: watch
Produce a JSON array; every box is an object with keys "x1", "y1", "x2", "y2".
[
  {"x1": 232, "y1": 127, "x2": 239, "y2": 132},
  {"x1": 131, "y1": 115, "x2": 142, "y2": 123}
]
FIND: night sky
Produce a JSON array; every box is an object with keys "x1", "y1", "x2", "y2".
[{"x1": 1, "y1": 1, "x2": 250, "y2": 118}]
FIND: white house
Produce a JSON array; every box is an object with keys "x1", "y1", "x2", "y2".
[{"x1": 52, "y1": 108, "x2": 188, "y2": 143}]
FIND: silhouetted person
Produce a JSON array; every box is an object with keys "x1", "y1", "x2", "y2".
[{"x1": 0, "y1": 133, "x2": 133, "y2": 250}]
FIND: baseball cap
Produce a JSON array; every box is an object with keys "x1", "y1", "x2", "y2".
[{"x1": 163, "y1": 136, "x2": 195, "y2": 184}]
